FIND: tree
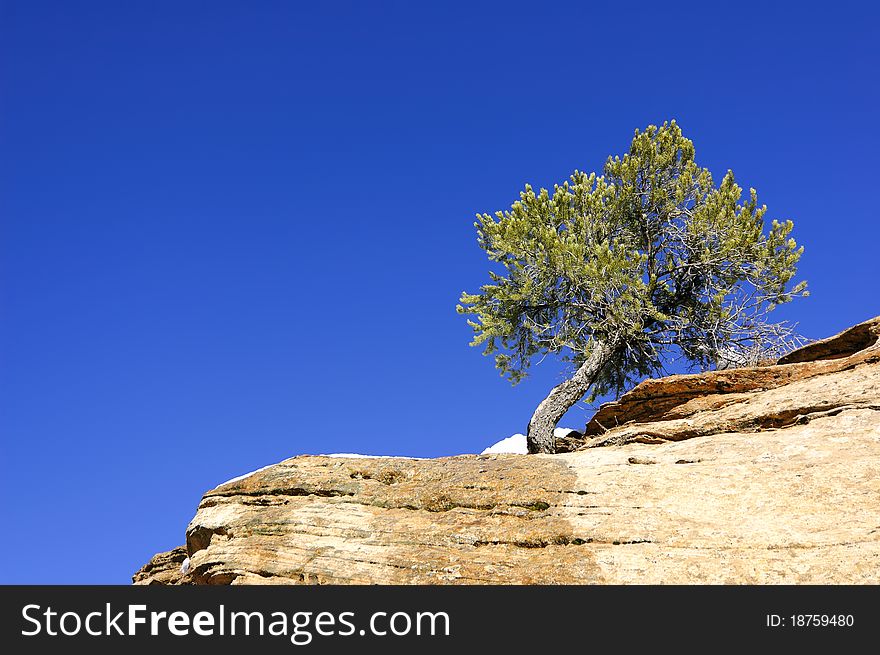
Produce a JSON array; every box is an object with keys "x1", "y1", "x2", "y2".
[{"x1": 457, "y1": 121, "x2": 808, "y2": 454}]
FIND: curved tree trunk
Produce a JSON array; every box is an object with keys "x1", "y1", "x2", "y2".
[{"x1": 527, "y1": 340, "x2": 616, "y2": 454}]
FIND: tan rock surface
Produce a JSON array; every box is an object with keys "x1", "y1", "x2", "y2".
[
  {"x1": 134, "y1": 316, "x2": 880, "y2": 585},
  {"x1": 132, "y1": 546, "x2": 188, "y2": 585},
  {"x1": 584, "y1": 315, "x2": 880, "y2": 444}
]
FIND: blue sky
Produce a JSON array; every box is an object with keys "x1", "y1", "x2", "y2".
[{"x1": 1, "y1": 1, "x2": 878, "y2": 583}]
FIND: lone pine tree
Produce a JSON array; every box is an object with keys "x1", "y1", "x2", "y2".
[{"x1": 458, "y1": 120, "x2": 807, "y2": 454}]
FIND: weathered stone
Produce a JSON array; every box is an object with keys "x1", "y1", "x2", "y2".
[
  {"x1": 778, "y1": 316, "x2": 879, "y2": 364},
  {"x1": 132, "y1": 546, "x2": 188, "y2": 585},
  {"x1": 584, "y1": 316, "x2": 880, "y2": 445},
  {"x1": 134, "y1": 316, "x2": 880, "y2": 585}
]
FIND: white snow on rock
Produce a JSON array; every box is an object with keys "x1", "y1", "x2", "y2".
[
  {"x1": 180, "y1": 557, "x2": 191, "y2": 575},
  {"x1": 481, "y1": 433, "x2": 528, "y2": 455},
  {"x1": 480, "y1": 428, "x2": 579, "y2": 455}
]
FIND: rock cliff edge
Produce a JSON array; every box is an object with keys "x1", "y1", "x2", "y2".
[{"x1": 134, "y1": 316, "x2": 880, "y2": 584}]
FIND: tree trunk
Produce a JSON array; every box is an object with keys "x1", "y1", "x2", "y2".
[{"x1": 527, "y1": 340, "x2": 615, "y2": 454}]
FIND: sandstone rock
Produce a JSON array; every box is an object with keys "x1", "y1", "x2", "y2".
[
  {"x1": 584, "y1": 315, "x2": 880, "y2": 446},
  {"x1": 134, "y1": 316, "x2": 880, "y2": 585},
  {"x1": 132, "y1": 546, "x2": 188, "y2": 585},
  {"x1": 778, "y1": 316, "x2": 879, "y2": 364}
]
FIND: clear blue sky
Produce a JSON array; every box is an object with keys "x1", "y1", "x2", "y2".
[{"x1": 1, "y1": 1, "x2": 878, "y2": 583}]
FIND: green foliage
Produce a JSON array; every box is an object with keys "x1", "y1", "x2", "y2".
[{"x1": 458, "y1": 121, "x2": 807, "y2": 399}]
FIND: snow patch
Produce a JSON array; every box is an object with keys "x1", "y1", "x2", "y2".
[
  {"x1": 481, "y1": 433, "x2": 528, "y2": 455},
  {"x1": 180, "y1": 557, "x2": 191, "y2": 575},
  {"x1": 480, "y1": 428, "x2": 579, "y2": 455}
]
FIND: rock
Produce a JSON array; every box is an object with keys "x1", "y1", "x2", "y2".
[
  {"x1": 134, "y1": 316, "x2": 880, "y2": 585},
  {"x1": 132, "y1": 546, "x2": 188, "y2": 585},
  {"x1": 584, "y1": 316, "x2": 880, "y2": 446},
  {"x1": 777, "y1": 317, "x2": 879, "y2": 364},
  {"x1": 553, "y1": 428, "x2": 586, "y2": 453}
]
